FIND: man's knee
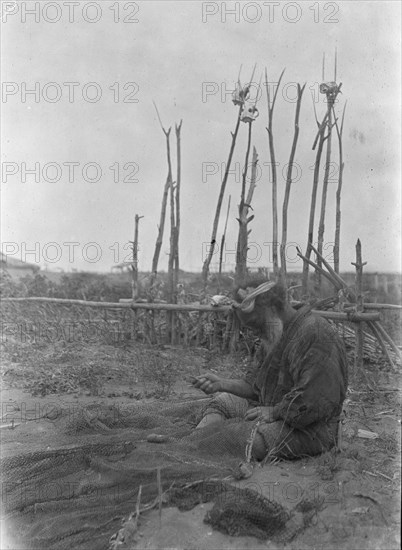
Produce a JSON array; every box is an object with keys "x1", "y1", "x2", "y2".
[
  {"x1": 204, "y1": 392, "x2": 249, "y2": 420},
  {"x1": 252, "y1": 420, "x2": 292, "y2": 460}
]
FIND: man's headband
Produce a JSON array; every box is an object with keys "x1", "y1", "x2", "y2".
[{"x1": 232, "y1": 281, "x2": 276, "y2": 314}]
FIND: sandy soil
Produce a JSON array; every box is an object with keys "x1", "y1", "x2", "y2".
[{"x1": 1, "y1": 340, "x2": 400, "y2": 549}]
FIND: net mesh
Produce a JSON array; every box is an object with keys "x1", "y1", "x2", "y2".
[{"x1": 1, "y1": 398, "x2": 320, "y2": 549}]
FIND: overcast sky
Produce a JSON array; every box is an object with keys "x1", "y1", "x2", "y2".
[{"x1": 1, "y1": 0, "x2": 401, "y2": 274}]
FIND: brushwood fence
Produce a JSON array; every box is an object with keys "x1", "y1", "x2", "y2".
[
  {"x1": 3, "y1": 296, "x2": 400, "y2": 361},
  {"x1": 0, "y1": 298, "x2": 233, "y2": 350}
]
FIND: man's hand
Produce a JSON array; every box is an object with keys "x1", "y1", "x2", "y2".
[
  {"x1": 191, "y1": 373, "x2": 223, "y2": 395},
  {"x1": 244, "y1": 406, "x2": 275, "y2": 423}
]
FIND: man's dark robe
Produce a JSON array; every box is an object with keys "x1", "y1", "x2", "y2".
[{"x1": 205, "y1": 307, "x2": 349, "y2": 459}]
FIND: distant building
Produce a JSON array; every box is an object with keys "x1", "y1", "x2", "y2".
[{"x1": 0, "y1": 252, "x2": 40, "y2": 279}]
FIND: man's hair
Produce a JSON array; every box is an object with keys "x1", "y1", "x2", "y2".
[
  {"x1": 234, "y1": 280, "x2": 287, "y2": 313},
  {"x1": 257, "y1": 282, "x2": 287, "y2": 312}
]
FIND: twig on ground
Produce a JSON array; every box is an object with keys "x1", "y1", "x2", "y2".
[{"x1": 157, "y1": 467, "x2": 162, "y2": 527}]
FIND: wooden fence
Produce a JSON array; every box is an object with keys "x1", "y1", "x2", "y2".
[{"x1": 1, "y1": 296, "x2": 401, "y2": 363}]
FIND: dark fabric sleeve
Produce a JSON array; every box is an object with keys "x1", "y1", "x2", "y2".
[{"x1": 271, "y1": 319, "x2": 347, "y2": 429}]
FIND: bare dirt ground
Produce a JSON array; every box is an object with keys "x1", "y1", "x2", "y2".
[{"x1": 1, "y1": 338, "x2": 401, "y2": 550}]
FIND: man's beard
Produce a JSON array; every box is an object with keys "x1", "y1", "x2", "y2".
[{"x1": 259, "y1": 314, "x2": 284, "y2": 354}]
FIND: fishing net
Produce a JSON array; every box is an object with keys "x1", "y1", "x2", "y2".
[
  {"x1": 1, "y1": 397, "x2": 321, "y2": 549},
  {"x1": 169, "y1": 479, "x2": 322, "y2": 542}
]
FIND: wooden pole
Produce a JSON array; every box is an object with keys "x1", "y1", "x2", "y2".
[
  {"x1": 152, "y1": 103, "x2": 176, "y2": 340},
  {"x1": 316, "y1": 82, "x2": 342, "y2": 292},
  {"x1": 309, "y1": 242, "x2": 354, "y2": 300},
  {"x1": 363, "y1": 303, "x2": 402, "y2": 310},
  {"x1": 151, "y1": 178, "x2": 170, "y2": 285},
  {"x1": 218, "y1": 195, "x2": 231, "y2": 290},
  {"x1": 316, "y1": 101, "x2": 333, "y2": 292},
  {"x1": 165, "y1": 132, "x2": 176, "y2": 343},
  {"x1": 368, "y1": 321, "x2": 396, "y2": 369},
  {"x1": 374, "y1": 321, "x2": 402, "y2": 361},
  {"x1": 240, "y1": 123, "x2": 252, "y2": 208},
  {"x1": 333, "y1": 102, "x2": 346, "y2": 273},
  {"x1": 299, "y1": 241, "x2": 401, "y2": 369},
  {"x1": 202, "y1": 104, "x2": 243, "y2": 288},
  {"x1": 351, "y1": 239, "x2": 367, "y2": 371},
  {"x1": 167, "y1": 156, "x2": 175, "y2": 302},
  {"x1": 1, "y1": 296, "x2": 382, "y2": 321},
  {"x1": 301, "y1": 104, "x2": 327, "y2": 295},
  {"x1": 238, "y1": 146, "x2": 258, "y2": 285},
  {"x1": 151, "y1": 103, "x2": 173, "y2": 287},
  {"x1": 235, "y1": 123, "x2": 253, "y2": 287},
  {"x1": 297, "y1": 247, "x2": 344, "y2": 291},
  {"x1": 131, "y1": 214, "x2": 144, "y2": 300},
  {"x1": 168, "y1": 173, "x2": 176, "y2": 343},
  {"x1": 174, "y1": 120, "x2": 183, "y2": 291},
  {"x1": 302, "y1": 82, "x2": 342, "y2": 296},
  {"x1": 265, "y1": 68, "x2": 285, "y2": 278},
  {"x1": 280, "y1": 83, "x2": 305, "y2": 284}
]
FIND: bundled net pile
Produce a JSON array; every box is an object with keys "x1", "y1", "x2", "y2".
[
  {"x1": 169, "y1": 480, "x2": 320, "y2": 542},
  {"x1": 1, "y1": 398, "x2": 319, "y2": 549}
]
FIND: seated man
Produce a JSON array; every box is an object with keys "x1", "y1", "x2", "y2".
[{"x1": 192, "y1": 281, "x2": 348, "y2": 461}]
